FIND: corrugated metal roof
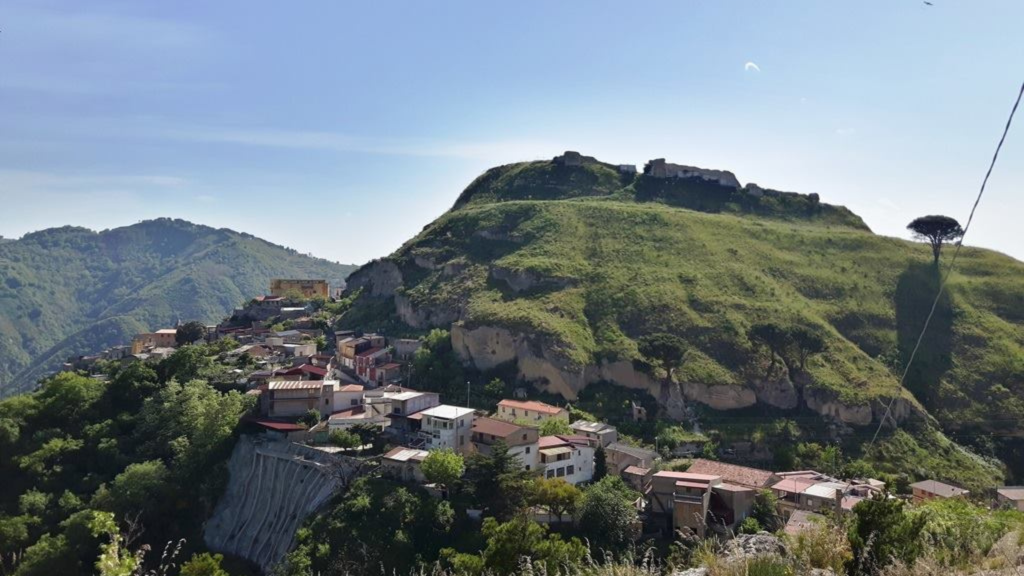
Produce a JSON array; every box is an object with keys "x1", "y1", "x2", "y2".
[
  {"x1": 267, "y1": 380, "x2": 323, "y2": 390},
  {"x1": 540, "y1": 446, "x2": 572, "y2": 456}
]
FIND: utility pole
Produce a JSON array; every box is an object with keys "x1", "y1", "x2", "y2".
[{"x1": 466, "y1": 380, "x2": 471, "y2": 407}]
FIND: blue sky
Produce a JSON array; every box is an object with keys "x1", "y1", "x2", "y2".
[{"x1": 1, "y1": 0, "x2": 1022, "y2": 264}]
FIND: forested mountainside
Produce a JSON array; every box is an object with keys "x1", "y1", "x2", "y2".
[
  {"x1": 343, "y1": 153, "x2": 1024, "y2": 476},
  {"x1": 0, "y1": 218, "x2": 355, "y2": 397}
]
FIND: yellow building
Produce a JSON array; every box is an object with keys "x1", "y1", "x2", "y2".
[
  {"x1": 270, "y1": 279, "x2": 329, "y2": 299},
  {"x1": 131, "y1": 328, "x2": 178, "y2": 354}
]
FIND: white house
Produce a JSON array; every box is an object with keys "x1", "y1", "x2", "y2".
[
  {"x1": 418, "y1": 405, "x2": 476, "y2": 454},
  {"x1": 539, "y1": 435, "x2": 594, "y2": 485}
]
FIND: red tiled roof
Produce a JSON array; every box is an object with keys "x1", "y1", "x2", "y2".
[
  {"x1": 686, "y1": 459, "x2": 776, "y2": 489},
  {"x1": 278, "y1": 364, "x2": 328, "y2": 377},
  {"x1": 378, "y1": 362, "x2": 402, "y2": 370},
  {"x1": 498, "y1": 399, "x2": 565, "y2": 415},
  {"x1": 772, "y1": 477, "x2": 819, "y2": 493}
]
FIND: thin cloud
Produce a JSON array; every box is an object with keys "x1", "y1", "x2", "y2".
[
  {"x1": 744, "y1": 61, "x2": 761, "y2": 73},
  {"x1": 167, "y1": 126, "x2": 559, "y2": 162}
]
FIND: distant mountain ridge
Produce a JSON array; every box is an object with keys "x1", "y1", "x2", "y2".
[{"x1": 0, "y1": 218, "x2": 356, "y2": 397}]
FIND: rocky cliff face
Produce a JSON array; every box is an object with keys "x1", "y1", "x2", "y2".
[{"x1": 450, "y1": 323, "x2": 914, "y2": 426}]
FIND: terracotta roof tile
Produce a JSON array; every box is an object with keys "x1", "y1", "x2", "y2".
[
  {"x1": 687, "y1": 459, "x2": 776, "y2": 488},
  {"x1": 498, "y1": 399, "x2": 565, "y2": 415}
]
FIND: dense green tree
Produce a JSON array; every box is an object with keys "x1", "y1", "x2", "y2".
[
  {"x1": 538, "y1": 418, "x2": 572, "y2": 436},
  {"x1": 105, "y1": 361, "x2": 159, "y2": 411},
  {"x1": 638, "y1": 333, "x2": 687, "y2": 382},
  {"x1": 749, "y1": 323, "x2": 792, "y2": 375},
  {"x1": 299, "y1": 409, "x2": 321, "y2": 428},
  {"x1": 410, "y1": 329, "x2": 466, "y2": 401},
  {"x1": 329, "y1": 429, "x2": 360, "y2": 449},
  {"x1": 464, "y1": 441, "x2": 534, "y2": 520},
  {"x1": 577, "y1": 476, "x2": 640, "y2": 553},
  {"x1": 180, "y1": 552, "x2": 229, "y2": 576},
  {"x1": 848, "y1": 493, "x2": 927, "y2": 575},
  {"x1": 750, "y1": 489, "x2": 781, "y2": 532},
  {"x1": 175, "y1": 321, "x2": 208, "y2": 346},
  {"x1": 593, "y1": 444, "x2": 608, "y2": 481},
  {"x1": 421, "y1": 449, "x2": 466, "y2": 489},
  {"x1": 157, "y1": 345, "x2": 213, "y2": 383},
  {"x1": 789, "y1": 326, "x2": 826, "y2": 372},
  {"x1": 480, "y1": 516, "x2": 586, "y2": 576},
  {"x1": 907, "y1": 215, "x2": 964, "y2": 265},
  {"x1": 92, "y1": 460, "x2": 169, "y2": 522},
  {"x1": 530, "y1": 477, "x2": 581, "y2": 523}
]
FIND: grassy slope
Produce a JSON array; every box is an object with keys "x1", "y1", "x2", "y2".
[
  {"x1": 358, "y1": 161, "x2": 1023, "y2": 444},
  {"x1": 0, "y1": 219, "x2": 356, "y2": 396}
]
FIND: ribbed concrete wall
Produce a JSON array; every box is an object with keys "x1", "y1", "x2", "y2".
[{"x1": 204, "y1": 435, "x2": 364, "y2": 573}]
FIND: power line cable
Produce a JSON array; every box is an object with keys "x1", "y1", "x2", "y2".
[{"x1": 869, "y1": 78, "x2": 1024, "y2": 447}]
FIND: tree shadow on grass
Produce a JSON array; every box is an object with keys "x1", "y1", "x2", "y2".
[{"x1": 894, "y1": 262, "x2": 953, "y2": 408}]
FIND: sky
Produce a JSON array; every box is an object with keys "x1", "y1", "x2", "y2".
[{"x1": 1, "y1": 1, "x2": 1022, "y2": 264}]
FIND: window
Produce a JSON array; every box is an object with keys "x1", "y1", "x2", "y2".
[
  {"x1": 525, "y1": 447, "x2": 531, "y2": 454},
  {"x1": 525, "y1": 465, "x2": 531, "y2": 470},
  {"x1": 460, "y1": 436, "x2": 465, "y2": 446},
  {"x1": 522, "y1": 433, "x2": 527, "y2": 441},
  {"x1": 567, "y1": 465, "x2": 574, "y2": 475},
  {"x1": 324, "y1": 399, "x2": 329, "y2": 405},
  {"x1": 556, "y1": 467, "x2": 566, "y2": 478},
  {"x1": 546, "y1": 470, "x2": 554, "y2": 479},
  {"x1": 350, "y1": 399, "x2": 358, "y2": 406}
]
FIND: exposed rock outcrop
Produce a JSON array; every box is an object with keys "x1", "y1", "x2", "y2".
[
  {"x1": 346, "y1": 259, "x2": 403, "y2": 297},
  {"x1": 204, "y1": 436, "x2": 369, "y2": 573},
  {"x1": 452, "y1": 323, "x2": 912, "y2": 427},
  {"x1": 722, "y1": 532, "x2": 788, "y2": 559}
]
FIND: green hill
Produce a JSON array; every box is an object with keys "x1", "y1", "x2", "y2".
[
  {"x1": 343, "y1": 153, "x2": 1024, "y2": 482},
  {"x1": 0, "y1": 218, "x2": 356, "y2": 397}
]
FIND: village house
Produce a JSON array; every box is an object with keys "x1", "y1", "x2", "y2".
[
  {"x1": 270, "y1": 278, "x2": 329, "y2": 299},
  {"x1": 259, "y1": 380, "x2": 329, "y2": 418},
  {"x1": 997, "y1": 487, "x2": 1024, "y2": 511},
  {"x1": 649, "y1": 464, "x2": 773, "y2": 538},
  {"x1": 332, "y1": 383, "x2": 365, "y2": 408},
  {"x1": 417, "y1": 405, "x2": 476, "y2": 454},
  {"x1": 569, "y1": 420, "x2": 618, "y2": 447},
  {"x1": 271, "y1": 364, "x2": 329, "y2": 381},
  {"x1": 327, "y1": 404, "x2": 390, "y2": 432},
  {"x1": 471, "y1": 417, "x2": 539, "y2": 471},
  {"x1": 381, "y1": 447, "x2": 430, "y2": 483},
  {"x1": 538, "y1": 435, "x2": 594, "y2": 485},
  {"x1": 622, "y1": 466, "x2": 653, "y2": 495},
  {"x1": 372, "y1": 389, "x2": 440, "y2": 440},
  {"x1": 392, "y1": 338, "x2": 423, "y2": 360},
  {"x1": 131, "y1": 328, "x2": 178, "y2": 354},
  {"x1": 773, "y1": 470, "x2": 885, "y2": 516},
  {"x1": 605, "y1": 442, "x2": 660, "y2": 475},
  {"x1": 910, "y1": 479, "x2": 969, "y2": 503},
  {"x1": 496, "y1": 399, "x2": 569, "y2": 424}
]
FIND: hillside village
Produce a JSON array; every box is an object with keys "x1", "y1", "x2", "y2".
[{"x1": 47, "y1": 277, "x2": 1024, "y2": 575}]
